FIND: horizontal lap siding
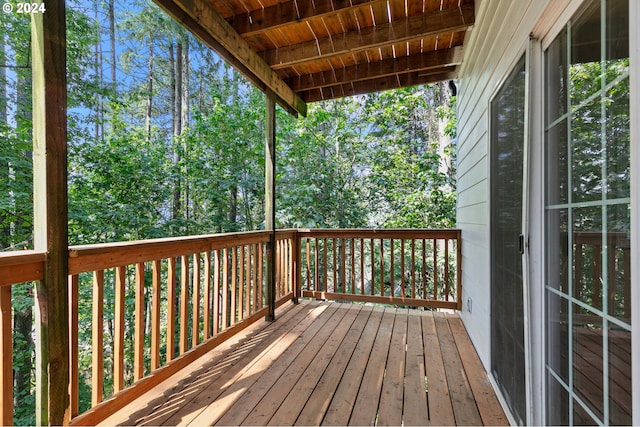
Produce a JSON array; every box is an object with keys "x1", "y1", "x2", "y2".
[{"x1": 456, "y1": 0, "x2": 549, "y2": 369}]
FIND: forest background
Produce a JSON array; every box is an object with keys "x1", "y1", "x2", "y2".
[{"x1": 0, "y1": 0, "x2": 456, "y2": 423}]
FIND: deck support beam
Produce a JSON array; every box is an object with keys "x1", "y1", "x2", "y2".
[
  {"x1": 31, "y1": 1, "x2": 71, "y2": 425},
  {"x1": 265, "y1": 91, "x2": 276, "y2": 321}
]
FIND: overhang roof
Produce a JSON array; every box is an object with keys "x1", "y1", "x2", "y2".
[{"x1": 153, "y1": 0, "x2": 475, "y2": 116}]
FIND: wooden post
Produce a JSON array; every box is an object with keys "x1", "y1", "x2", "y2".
[
  {"x1": 292, "y1": 231, "x2": 300, "y2": 304},
  {"x1": 31, "y1": 1, "x2": 71, "y2": 425},
  {"x1": 265, "y1": 91, "x2": 276, "y2": 321}
]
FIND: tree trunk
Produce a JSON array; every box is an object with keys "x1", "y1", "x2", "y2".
[
  {"x1": 169, "y1": 38, "x2": 181, "y2": 225},
  {"x1": 229, "y1": 185, "x2": 238, "y2": 230},
  {"x1": 145, "y1": 38, "x2": 154, "y2": 142},
  {"x1": 109, "y1": 0, "x2": 116, "y2": 91},
  {"x1": 0, "y1": 32, "x2": 10, "y2": 244},
  {"x1": 180, "y1": 38, "x2": 190, "y2": 224},
  {"x1": 93, "y1": 0, "x2": 102, "y2": 142}
]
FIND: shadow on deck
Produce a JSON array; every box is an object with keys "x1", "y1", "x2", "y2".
[{"x1": 98, "y1": 300, "x2": 508, "y2": 426}]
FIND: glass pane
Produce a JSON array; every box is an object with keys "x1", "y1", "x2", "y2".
[
  {"x1": 572, "y1": 99, "x2": 603, "y2": 203},
  {"x1": 547, "y1": 291, "x2": 569, "y2": 383},
  {"x1": 608, "y1": 326, "x2": 632, "y2": 425},
  {"x1": 545, "y1": 30, "x2": 567, "y2": 124},
  {"x1": 547, "y1": 373, "x2": 569, "y2": 425},
  {"x1": 545, "y1": 120, "x2": 569, "y2": 205},
  {"x1": 490, "y1": 54, "x2": 526, "y2": 426},
  {"x1": 546, "y1": 208, "x2": 569, "y2": 293},
  {"x1": 574, "y1": 398, "x2": 599, "y2": 425},
  {"x1": 570, "y1": 1, "x2": 601, "y2": 107},
  {"x1": 573, "y1": 206, "x2": 603, "y2": 309},
  {"x1": 572, "y1": 305, "x2": 603, "y2": 421},
  {"x1": 606, "y1": 82, "x2": 630, "y2": 199},
  {"x1": 606, "y1": 204, "x2": 631, "y2": 322},
  {"x1": 605, "y1": 0, "x2": 629, "y2": 63}
]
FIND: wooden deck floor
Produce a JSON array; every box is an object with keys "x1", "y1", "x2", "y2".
[{"x1": 99, "y1": 300, "x2": 508, "y2": 426}]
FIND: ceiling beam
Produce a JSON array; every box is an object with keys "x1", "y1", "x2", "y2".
[
  {"x1": 262, "y1": 3, "x2": 474, "y2": 70},
  {"x1": 286, "y1": 47, "x2": 463, "y2": 92},
  {"x1": 230, "y1": 0, "x2": 387, "y2": 38},
  {"x1": 300, "y1": 70, "x2": 458, "y2": 103},
  {"x1": 153, "y1": 0, "x2": 307, "y2": 117}
]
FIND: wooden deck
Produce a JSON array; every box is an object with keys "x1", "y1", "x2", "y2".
[{"x1": 98, "y1": 300, "x2": 508, "y2": 426}]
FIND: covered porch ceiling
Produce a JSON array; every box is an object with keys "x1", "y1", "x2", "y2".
[{"x1": 153, "y1": 0, "x2": 475, "y2": 116}]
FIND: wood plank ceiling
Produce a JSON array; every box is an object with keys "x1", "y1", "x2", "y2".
[{"x1": 154, "y1": 0, "x2": 475, "y2": 116}]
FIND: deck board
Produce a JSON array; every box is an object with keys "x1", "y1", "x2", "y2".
[{"x1": 99, "y1": 301, "x2": 508, "y2": 426}]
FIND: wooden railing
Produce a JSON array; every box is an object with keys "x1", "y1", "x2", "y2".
[
  {"x1": 0, "y1": 228, "x2": 460, "y2": 425},
  {"x1": 0, "y1": 251, "x2": 46, "y2": 426},
  {"x1": 298, "y1": 229, "x2": 462, "y2": 310},
  {"x1": 572, "y1": 231, "x2": 631, "y2": 322}
]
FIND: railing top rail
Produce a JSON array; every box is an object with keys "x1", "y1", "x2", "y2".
[
  {"x1": 0, "y1": 251, "x2": 46, "y2": 287},
  {"x1": 0, "y1": 250, "x2": 46, "y2": 266},
  {"x1": 69, "y1": 230, "x2": 272, "y2": 275},
  {"x1": 296, "y1": 228, "x2": 462, "y2": 239}
]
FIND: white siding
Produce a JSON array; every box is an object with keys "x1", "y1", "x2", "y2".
[{"x1": 456, "y1": 0, "x2": 550, "y2": 370}]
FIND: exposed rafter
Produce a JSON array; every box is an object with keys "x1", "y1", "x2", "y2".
[
  {"x1": 229, "y1": 0, "x2": 387, "y2": 38},
  {"x1": 153, "y1": 0, "x2": 307, "y2": 117},
  {"x1": 286, "y1": 47, "x2": 464, "y2": 92},
  {"x1": 301, "y1": 70, "x2": 458, "y2": 103},
  {"x1": 261, "y1": 4, "x2": 474, "y2": 70}
]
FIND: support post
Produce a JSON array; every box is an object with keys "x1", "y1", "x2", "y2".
[
  {"x1": 265, "y1": 91, "x2": 276, "y2": 321},
  {"x1": 291, "y1": 230, "x2": 300, "y2": 304},
  {"x1": 32, "y1": 2, "x2": 70, "y2": 425}
]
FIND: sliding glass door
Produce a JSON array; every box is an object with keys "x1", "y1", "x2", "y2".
[
  {"x1": 545, "y1": 1, "x2": 631, "y2": 424},
  {"x1": 490, "y1": 55, "x2": 527, "y2": 426}
]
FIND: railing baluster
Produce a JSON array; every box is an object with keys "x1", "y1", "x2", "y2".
[
  {"x1": 213, "y1": 249, "x2": 220, "y2": 334},
  {"x1": 0, "y1": 284, "x2": 12, "y2": 425},
  {"x1": 204, "y1": 252, "x2": 212, "y2": 340},
  {"x1": 192, "y1": 253, "x2": 201, "y2": 348},
  {"x1": 69, "y1": 274, "x2": 79, "y2": 416},
  {"x1": 92, "y1": 270, "x2": 104, "y2": 406},
  {"x1": 445, "y1": 240, "x2": 450, "y2": 301},
  {"x1": 134, "y1": 262, "x2": 145, "y2": 381},
  {"x1": 114, "y1": 267, "x2": 126, "y2": 390},
  {"x1": 433, "y1": 239, "x2": 438, "y2": 300},
  {"x1": 380, "y1": 239, "x2": 384, "y2": 297},
  {"x1": 351, "y1": 238, "x2": 355, "y2": 295},
  {"x1": 390, "y1": 239, "x2": 395, "y2": 296},
  {"x1": 411, "y1": 240, "x2": 416, "y2": 299},
  {"x1": 624, "y1": 246, "x2": 631, "y2": 318},
  {"x1": 166, "y1": 259, "x2": 176, "y2": 362},
  {"x1": 238, "y1": 247, "x2": 244, "y2": 322},
  {"x1": 245, "y1": 245, "x2": 251, "y2": 317},
  {"x1": 314, "y1": 239, "x2": 319, "y2": 292},
  {"x1": 607, "y1": 239, "x2": 616, "y2": 313},
  {"x1": 222, "y1": 248, "x2": 229, "y2": 330},
  {"x1": 332, "y1": 238, "x2": 337, "y2": 292},
  {"x1": 360, "y1": 238, "x2": 365, "y2": 295},
  {"x1": 594, "y1": 244, "x2": 602, "y2": 309},
  {"x1": 306, "y1": 239, "x2": 311, "y2": 291},
  {"x1": 323, "y1": 238, "x2": 328, "y2": 293},
  {"x1": 258, "y1": 242, "x2": 264, "y2": 308},
  {"x1": 370, "y1": 238, "x2": 375, "y2": 296},
  {"x1": 574, "y1": 243, "x2": 583, "y2": 308},
  {"x1": 252, "y1": 244, "x2": 258, "y2": 312},
  {"x1": 151, "y1": 260, "x2": 161, "y2": 370},
  {"x1": 340, "y1": 238, "x2": 346, "y2": 293},
  {"x1": 401, "y1": 240, "x2": 405, "y2": 298},
  {"x1": 422, "y1": 239, "x2": 427, "y2": 299},
  {"x1": 180, "y1": 256, "x2": 189, "y2": 354},
  {"x1": 231, "y1": 247, "x2": 237, "y2": 325}
]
